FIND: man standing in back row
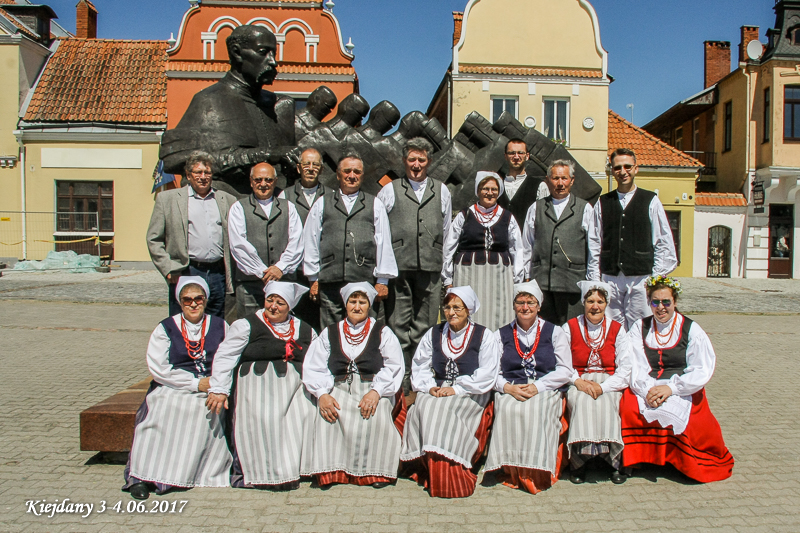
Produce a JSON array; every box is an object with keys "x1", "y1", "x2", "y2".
[
  {"x1": 588, "y1": 148, "x2": 677, "y2": 330},
  {"x1": 499, "y1": 138, "x2": 550, "y2": 226}
]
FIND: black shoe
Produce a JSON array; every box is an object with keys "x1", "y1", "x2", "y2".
[
  {"x1": 610, "y1": 470, "x2": 628, "y2": 484},
  {"x1": 569, "y1": 468, "x2": 586, "y2": 484},
  {"x1": 372, "y1": 481, "x2": 390, "y2": 489},
  {"x1": 129, "y1": 482, "x2": 150, "y2": 500}
]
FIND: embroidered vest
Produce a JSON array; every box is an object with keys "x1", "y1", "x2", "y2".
[
  {"x1": 327, "y1": 321, "x2": 384, "y2": 381},
  {"x1": 431, "y1": 323, "x2": 486, "y2": 386},
  {"x1": 498, "y1": 321, "x2": 557, "y2": 384},
  {"x1": 567, "y1": 317, "x2": 620, "y2": 376},
  {"x1": 161, "y1": 314, "x2": 226, "y2": 378},
  {"x1": 240, "y1": 315, "x2": 313, "y2": 376},
  {"x1": 642, "y1": 315, "x2": 693, "y2": 379},
  {"x1": 455, "y1": 207, "x2": 512, "y2": 266}
]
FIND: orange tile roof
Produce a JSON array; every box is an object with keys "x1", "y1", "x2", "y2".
[
  {"x1": 695, "y1": 192, "x2": 748, "y2": 207},
  {"x1": 608, "y1": 111, "x2": 702, "y2": 168},
  {"x1": 166, "y1": 61, "x2": 355, "y2": 76},
  {"x1": 460, "y1": 64, "x2": 603, "y2": 78},
  {"x1": 25, "y1": 39, "x2": 168, "y2": 124}
]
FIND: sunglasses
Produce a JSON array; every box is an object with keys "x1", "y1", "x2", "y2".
[
  {"x1": 612, "y1": 164, "x2": 634, "y2": 172},
  {"x1": 252, "y1": 177, "x2": 277, "y2": 184},
  {"x1": 649, "y1": 299, "x2": 673, "y2": 308},
  {"x1": 181, "y1": 295, "x2": 206, "y2": 307}
]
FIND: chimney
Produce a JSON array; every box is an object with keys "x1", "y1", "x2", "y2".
[
  {"x1": 704, "y1": 40, "x2": 731, "y2": 88},
  {"x1": 739, "y1": 26, "x2": 760, "y2": 62},
  {"x1": 76, "y1": 0, "x2": 97, "y2": 39},
  {"x1": 452, "y1": 11, "x2": 463, "y2": 48}
]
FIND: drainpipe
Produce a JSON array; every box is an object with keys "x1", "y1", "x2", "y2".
[
  {"x1": 740, "y1": 63, "x2": 753, "y2": 278},
  {"x1": 447, "y1": 72, "x2": 453, "y2": 138},
  {"x1": 13, "y1": 130, "x2": 26, "y2": 260}
]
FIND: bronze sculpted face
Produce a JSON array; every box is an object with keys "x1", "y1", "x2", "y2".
[{"x1": 232, "y1": 28, "x2": 278, "y2": 88}]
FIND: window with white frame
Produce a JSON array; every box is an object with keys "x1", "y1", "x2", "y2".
[
  {"x1": 491, "y1": 97, "x2": 518, "y2": 123},
  {"x1": 543, "y1": 98, "x2": 569, "y2": 143}
]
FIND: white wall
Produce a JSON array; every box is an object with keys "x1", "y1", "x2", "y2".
[{"x1": 693, "y1": 209, "x2": 747, "y2": 278}]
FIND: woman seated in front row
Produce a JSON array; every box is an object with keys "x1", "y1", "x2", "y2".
[
  {"x1": 401, "y1": 286, "x2": 499, "y2": 498},
  {"x1": 621, "y1": 275, "x2": 734, "y2": 482},
  {"x1": 124, "y1": 277, "x2": 232, "y2": 500},
  {"x1": 301, "y1": 282, "x2": 405, "y2": 489},
  {"x1": 206, "y1": 281, "x2": 316, "y2": 490},
  {"x1": 484, "y1": 281, "x2": 573, "y2": 494},
  {"x1": 562, "y1": 281, "x2": 631, "y2": 484}
]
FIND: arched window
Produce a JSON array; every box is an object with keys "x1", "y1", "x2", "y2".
[{"x1": 707, "y1": 225, "x2": 731, "y2": 278}]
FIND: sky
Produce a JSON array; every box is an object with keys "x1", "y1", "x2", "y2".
[{"x1": 41, "y1": 0, "x2": 777, "y2": 126}]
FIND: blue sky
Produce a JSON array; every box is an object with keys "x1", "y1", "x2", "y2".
[{"x1": 43, "y1": 0, "x2": 776, "y2": 126}]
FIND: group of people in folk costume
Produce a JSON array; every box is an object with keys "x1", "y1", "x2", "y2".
[{"x1": 127, "y1": 141, "x2": 734, "y2": 500}]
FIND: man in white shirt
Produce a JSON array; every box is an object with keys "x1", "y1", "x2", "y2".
[
  {"x1": 498, "y1": 138, "x2": 549, "y2": 226},
  {"x1": 228, "y1": 162, "x2": 303, "y2": 319},
  {"x1": 303, "y1": 151, "x2": 398, "y2": 329},
  {"x1": 587, "y1": 148, "x2": 678, "y2": 330}
]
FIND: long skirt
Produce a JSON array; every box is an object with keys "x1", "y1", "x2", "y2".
[
  {"x1": 124, "y1": 382, "x2": 232, "y2": 492},
  {"x1": 454, "y1": 261, "x2": 513, "y2": 331},
  {"x1": 484, "y1": 389, "x2": 568, "y2": 494},
  {"x1": 301, "y1": 379, "x2": 404, "y2": 485},
  {"x1": 229, "y1": 361, "x2": 315, "y2": 488},
  {"x1": 566, "y1": 373, "x2": 624, "y2": 469},
  {"x1": 401, "y1": 391, "x2": 493, "y2": 498},
  {"x1": 620, "y1": 388, "x2": 734, "y2": 483}
]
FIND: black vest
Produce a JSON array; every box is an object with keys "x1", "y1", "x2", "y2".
[
  {"x1": 431, "y1": 323, "x2": 486, "y2": 387},
  {"x1": 599, "y1": 188, "x2": 657, "y2": 276},
  {"x1": 240, "y1": 315, "x2": 313, "y2": 376},
  {"x1": 327, "y1": 321, "x2": 384, "y2": 381},
  {"x1": 318, "y1": 189, "x2": 377, "y2": 283},
  {"x1": 281, "y1": 182, "x2": 325, "y2": 224},
  {"x1": 161, "y1": 314, "x2": 226, "y2": 378},
  {"x1": 642, "y1": 315, "x2": 692, "y2": 380},
  {"x1": 530, "y1": 195, "x2": 589, "y2": 292},
  {"x1": 498, "y1": 174, "x2": 544, "y2": 227},
  {"x1": 455, "y1": 207, "x2": 512, "y2": 266},
  {"x1": 497, "y1": 321, "x2": 559, "y2": 385},
  {"x1": 234, "y1": 194, "x2": 291, "y2": 282},
  {"x1": 387, "y1": 177, "x2": 445, "y2": 272}
]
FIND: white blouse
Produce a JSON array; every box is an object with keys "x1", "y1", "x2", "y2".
[
  {"x1": 302, "y1": 318, "x2": 404, "y2": 399},
  {"x1": 147, "y1": 313, "x2": 229, "y2": 393},
  {"x1": 208, "y1": 310, "x2": 317, "y2": 395},
  {"x1": 561, "y1": 315, "x2": 632, "y2": 393},
  {"x1": 493, "y1": 317, "x2": 573, "y2": 394},
  {"x1": 441, "y1": 204, "x2": 525, "y2": 286},
  {"x1": 411, "y1": 323, "x2": 500, "y2": 396}
]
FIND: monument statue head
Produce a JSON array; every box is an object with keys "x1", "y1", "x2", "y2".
[
  {"x1": 305, "y1": 87, "x2": 338, "y2": 121},
  {"x1": 364, "y1": 101, "x2": 401, "y2": 136},
  {"x1": 334, "y1": 94, "x2": 371, "y2": 128},
  {"x1": 226, "y1": 25, "x2": 278, "y2": 88}
]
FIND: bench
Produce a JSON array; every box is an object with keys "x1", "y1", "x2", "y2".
[{"x1": 80, "y1": 378, "x2": 151, "y2": 453}]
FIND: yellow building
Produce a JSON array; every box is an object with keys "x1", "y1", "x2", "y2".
[{"x1": 428, "y1": 0, "x2": 611, "y2": 179}]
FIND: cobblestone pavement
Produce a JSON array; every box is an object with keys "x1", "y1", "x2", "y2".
[{"x1": 0, "y1": 276, "x2": 798, "y2": 532}]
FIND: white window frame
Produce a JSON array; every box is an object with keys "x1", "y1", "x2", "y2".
[
  {"x1": 490, "y1": 96, "x2": 519, "y2": 123},
  {"x1": 542, "y1": 97, "x2": 570, "y2": 145}
]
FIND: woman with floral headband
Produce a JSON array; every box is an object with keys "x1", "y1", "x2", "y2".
[{"x1": 620, "y1": 275, "x2": 734, "y2": 482}]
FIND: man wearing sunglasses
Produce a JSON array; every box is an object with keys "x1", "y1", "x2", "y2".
[
  {"x1": 587, "y1": 148, "x2": 677, "y2": 330},
  {"x1": 147, "y1": 151, "x2": 237, "y2": 319},
  {"x1": 228, "y1": 162, "x2": 304, "y2": 319}
]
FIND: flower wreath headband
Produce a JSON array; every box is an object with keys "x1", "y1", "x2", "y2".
[{"x1": 645, "y1": 275, "x2": 683, "y2": 296}]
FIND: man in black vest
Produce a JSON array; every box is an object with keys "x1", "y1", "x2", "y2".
[
  {"x1": 377, "y1": 137, "x2": 452, "y2": 394},
  {"x1": 228, "y1": 162, "x2": 304, "y2": 318},
  {"x1": 522, "y1": 160, "x2": 593, "y2": 325},
  {"x1": 588, "y1": 148, "x2": 678, "y2": 330},
  {"x1": 303, "y1": 151, "x2": 398, "y2": 329},
  {"x1": 498, "y1": 138, "x2": 549, "y2": 226}
]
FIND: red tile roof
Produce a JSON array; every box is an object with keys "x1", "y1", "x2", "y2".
[
  {"x1": 25, "y1": 39, "x2": 168, "y2": 124},
  {"x1": 460, "y1": 64, "x2": 603, "y2": 78},
  {"x1": 166, "y1": 61, "x2": 355, "y2": 76},
  {"x1": 608, "y1": 111, "x2": 702, "y2": 168},
  {"x1": 695, "y1": 192, "x2": 748, "y2": 207}
]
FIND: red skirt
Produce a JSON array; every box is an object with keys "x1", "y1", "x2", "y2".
[
  {"x1": 407, "y1": 400, "x2": 494, "y2": 498},
  {"x1": 620, "y1": 388, "x2": 734, "y2": 483},
  {"x1": 315, "y1": 391, "x2": 408, "y2": 487},
  {"x1": 493, "y1": 398, "x2": 569, "y2": 494}
]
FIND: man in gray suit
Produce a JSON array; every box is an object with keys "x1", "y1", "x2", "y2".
[
  {"x1": 147, "y1": 151, "x2": 236, "y2": 318},
  {"x1": 522, "y1": 159, "x2": 593, "y2": 325}
]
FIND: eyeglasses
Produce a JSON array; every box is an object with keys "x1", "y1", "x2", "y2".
[
  {"x1": 191, "y1": 170, "x2": 212, "y2": 177},
  {"x1": 650, "y1": 299, "x2": 673, "y2": 308},
  {"x1": 506, "y1": 151, "x2": 527, "y2": 156},
  {"x1": 252, "y1": 177, "x2": 277, "y2": 184},
  {"x1": 612, "y1": 164, "x2": 634, "y2": 172},
  {"x1": 443, "y1": 305, "x2": 466, "y2": 313},
  {"x1": 181, "y1": 295, "x2": 206, "y2": 307},
  {"x1": 514, "y1": 300, "x2": 538, "y2": 308}
]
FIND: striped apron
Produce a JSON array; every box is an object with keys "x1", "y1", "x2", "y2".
[{"x1": 566, "y1": 372, "x2": 624, "y2": 468}]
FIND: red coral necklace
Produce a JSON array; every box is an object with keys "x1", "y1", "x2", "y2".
[{"x1": 180, "y1": 315, "x2": 207, "y2": 360}]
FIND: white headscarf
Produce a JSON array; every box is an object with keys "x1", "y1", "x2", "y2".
[
  {"x1": 474, "y1": 171, "x2": 505, "y2": 197},
  {"x1": 340, "y1": 282, "x2": 378, "y2": 306},
  {"x1": 445, "y1": 286, "x2": 480, "y2": 315},
  {"x1": 513, "y1": 280, "x2": 543, "y2": 306},
  {"x1": 264, "y1": 281, "x2": 309, "y2": 310},
  {"x1": 577, "y1": 280, "x2": 612, "y2": 303},
  {"x1": 175, "y1": 276, "x2": 210, "y2": 301}
]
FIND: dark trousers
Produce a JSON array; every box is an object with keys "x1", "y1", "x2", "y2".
[
  {"x1": 385, "y1": 270, "x2": 442, "y2": 393},
  {"x1": 538, "y1": 290, "x2": 582, "y2": 326},
  {"x1": 234, "y1": 280, "x2": 265, "y2": 320},
  {"x1": 292, "y1": 274, "x2": 321, "y2": 334},
  {"x1": 319, "y1": 281, "x2": 384, "y2": 331},
  {"x1": 167, "y1": 262, "x2": 227, "y2": 319}
]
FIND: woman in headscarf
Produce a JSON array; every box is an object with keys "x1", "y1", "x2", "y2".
[
  {"x1": 401, "y1": 286, "x2": 499, "y2": 498},
  {"x1": 301, "y1": 282, "x2": 405, "y2": 489},
  {"x1": 123, "y1": 276, "x2": 232, "y2": 500},
  {"x1": 620, "y1": 275, "x2": 734, "y2": 482},
  {"x1": 206, "y1": 281, "x2": 316, "y2": 490},
  {"x1": 484, "y1": 281, "x2": 573, "y2": 494},
  {"x1": 442, "y1": 171, "x2": 524, "y2": 330},
  {"x1": 562, "y1": 280, "x2": 631, "y2": 484}
]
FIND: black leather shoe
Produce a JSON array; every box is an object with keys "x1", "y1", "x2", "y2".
[
  {"x1": 569, "y1": 468, "x2": 586, "y2": 484},
  {"x1": 372, "y1": 481, "x2": 390, "y2": 489},
  {"x1": 129, "y1": 482, "x2": 150, "y2": 500},
  {"x1": 610, "y1": 470, "x2": 628, "y2": 484}
]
